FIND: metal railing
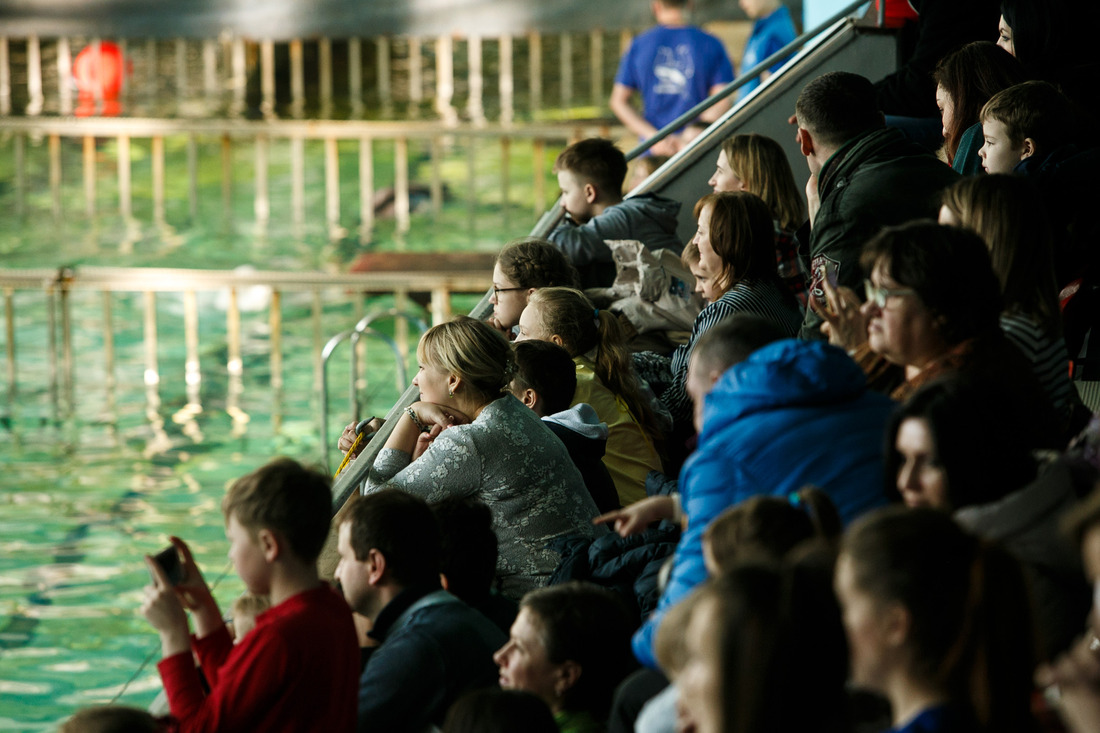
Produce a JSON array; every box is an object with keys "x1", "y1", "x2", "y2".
[
  {"x1": 319, "y1": 308, "x2": 430, "y2": 473},
  {"x1": 326, "y1": 0, "x2": 885, "y2": 511},
  {"x1": 0, "y1": 30, "x2": 638, "y2": 123}
]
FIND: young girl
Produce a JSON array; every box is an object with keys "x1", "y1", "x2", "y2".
[
  {"x1": 932, "y1": 41, "x2": 1025, "y2": 174},
  {"x1": 634, "y1": 192, "x2": 802, "y2": 433},
  {"x1": 707, "y1": 133, "x2": 807, "y2": 305},
  {"x1": 488, "y1": 237, "x2": 579, "y2": 337},
  {"x1": 835, "y1": 506, "x2": 1037, "y2": 733},
  {"x1": 939, "y1": 174, "x2": 1079, "y2": 429},
  {"x1": 517, "y1": 287, "x2": 664, "y2": 506}
]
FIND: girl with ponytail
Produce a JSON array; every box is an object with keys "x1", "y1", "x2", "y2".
[
  {"x1": 835, "y1": 506, "x2": 1038, "y2": 733},
  {"x1": 517, "y1": 287, "x2": 663, "y2": 505}
]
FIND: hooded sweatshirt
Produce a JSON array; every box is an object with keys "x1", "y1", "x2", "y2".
[
  {"x1": 550, "y1": 193, "x2": 683, "y2": 288},
  {"x1": 543, "y1": 403, "x2": 620, "y2": 514}
]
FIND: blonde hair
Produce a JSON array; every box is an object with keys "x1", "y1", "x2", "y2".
[
  {"x1": 680, "y1": 240, "x2": 700, "y2": 268},
  {"x1": 417, "y1": 315, "x2": 517, "y2": 401},
  {"x1": 526, "y1": 287, "x2": 663, "y2": 444},
  {"x1": 232, "y1": 593, "x2": 271, "y2": 619},
  {"x1": 720, "y1": 134, "x2": 805, "y2": 230}
]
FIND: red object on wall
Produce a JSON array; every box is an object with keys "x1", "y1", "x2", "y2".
[
  {"x1": 876, "y1": 0, "x2": 919, "y2": 27},
  {"x1": 73, "y1": 41, "x2": 127, "y2": 100}
]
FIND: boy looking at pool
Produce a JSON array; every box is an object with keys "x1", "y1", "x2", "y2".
[
  {"x1": 141, "y1": 457, "x2": 359, "y2": 732},
  {"x1": 548, "y1": 138, "x2": 682, "y2": 288}
]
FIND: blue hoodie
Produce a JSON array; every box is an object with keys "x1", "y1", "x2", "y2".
[{"x1": 632, "y1": 339, "x2": 894, "y2": 667}]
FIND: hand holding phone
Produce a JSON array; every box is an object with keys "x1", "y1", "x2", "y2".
[{"x1": 152, "y1": 545, "x2": 185, "y2": 586}]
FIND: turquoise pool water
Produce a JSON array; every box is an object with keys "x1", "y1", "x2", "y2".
[{"x1": 0, "y1": 282, "x2": 481, "y2": 730}]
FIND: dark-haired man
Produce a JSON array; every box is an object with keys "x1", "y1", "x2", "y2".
[
  {"x1": 335, "y1": 490, "x2": 505, "y2": 732},
  {"x1": 794, "y1": 71, "x2": 957, "y2": 340}
]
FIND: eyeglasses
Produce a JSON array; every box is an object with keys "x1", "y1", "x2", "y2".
[
  {"x1": 492, "y1": 286, "x2": 525, "y2": 296},
  {"x1": 863, "y1": 279, "x2": 916, "y2": 308}
]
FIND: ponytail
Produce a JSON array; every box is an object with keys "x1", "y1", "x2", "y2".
[{"x1": 527, "y1": 288, "x2": 664, "y2": 447}]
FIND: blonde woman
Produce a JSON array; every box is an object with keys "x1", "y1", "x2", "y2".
[{"x1": 365, "y1": 316, "x2": 603, "y2": 599}]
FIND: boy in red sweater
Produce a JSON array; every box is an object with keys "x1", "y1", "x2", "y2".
[{"x1": 141, "y1": 458, "x2": 359, "y2": 732}]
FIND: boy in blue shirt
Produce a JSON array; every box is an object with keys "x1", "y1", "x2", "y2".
[{"x1": 610, "y1": 0, "x2": 735, "y2": 155}]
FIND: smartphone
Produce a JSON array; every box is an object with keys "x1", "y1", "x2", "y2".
[{"x1": 152, "y1": 545, "x2": 185, "y2": 586}]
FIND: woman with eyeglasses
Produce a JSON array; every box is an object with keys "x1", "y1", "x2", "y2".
[{"x1": 816, "y1": 221, "x2": 1061, "y2": 446}]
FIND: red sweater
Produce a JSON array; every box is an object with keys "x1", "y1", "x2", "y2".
[{"x1": 158, "y1": 584, "x2": 359, "y2": 733}]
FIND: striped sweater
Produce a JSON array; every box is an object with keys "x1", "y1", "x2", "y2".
[
  {"x1": 1000, "y1": 312, "x2": 1077, "y2": 419},
  {"x1": 635, "y1": 277, "x2": 804, "y2": 426}
]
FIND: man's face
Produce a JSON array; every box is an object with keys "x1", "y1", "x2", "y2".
[
  {"x1": 557, "y1": 169, "x2": 594, "y2": 223},
  {"x1": 334, "y1": 522, "x2": 375, "y2": 616},
  {"x1": 686, "y1": 353, "x2": 718, "y2": 434}
]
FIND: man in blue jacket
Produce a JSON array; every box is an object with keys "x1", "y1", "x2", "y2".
[{"x1": 619, "y1": 315, "x2": 894, "y2": 668}]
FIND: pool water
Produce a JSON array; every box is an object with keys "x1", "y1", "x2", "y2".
[{"x1": 1, "y1": 283, "x2": 481, "y2": 730}]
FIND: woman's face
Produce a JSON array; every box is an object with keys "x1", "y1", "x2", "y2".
[
  {"x1": 494, "y1": 607, "x2": 564, "y2": 710},
  {"x1": 411, "y1": 357, "x2": 452, "y2": 404},
  {"x1": 693, "y1": 203, "x2": 727, "y2": 291},
  {"x1": 834, "y1": 553, "x2": 898, "y2": 693},
  {"x1": 895, "y1": 418, "x2": 950, "y2": 510},
  {"x1": 862, "y1": 263, "x2": 948, "y2": 372},
  {"x1": 997, "y1": 15, "x2": 1016, "y2": 56},
  {"x1": 677, "y1": 596, "x2": 722, "y2": 733},
  {"x1": 490, "y1": 263, "x2": 531, "y2": 330},
  {"x1": 935, "y1": 85, "x2": 955, "y2": 143},
  {"x1": 708, "y1": 150, "x2": 744, "y2": 194}
]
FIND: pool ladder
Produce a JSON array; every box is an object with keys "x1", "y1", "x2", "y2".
[{"x1": 319, "y1": 308, "x2": 429, "y2": 473}]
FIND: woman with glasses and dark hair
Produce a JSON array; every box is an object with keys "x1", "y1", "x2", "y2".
[{"x1": 816, "y1": 220, "x2": 1061, "y2": 446}]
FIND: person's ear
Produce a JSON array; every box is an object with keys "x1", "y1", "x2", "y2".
[
  {"x1": 882, "y1": 601, "x2": 911, "y2": 649},
  {"x1": 256, "y1": 528, "x2": 280, "y2": 562},
  {"x1": 1020, "y1": 137, "x2": 1037, "y2": 160},
  {"x1": 549, "y1": 334, "x2": 566, "y2": 348},
  {"x1": 518, "y1": 388, "x2": 539, "y2": 409},
  {"x1": 447, "y1": 373, "x2": 461, "y2": 397},
  {"x1": 555, "y1": 660, "x2": 582, "y2": 699},
  {"x1": 797, "y1": 127, "x2": 815, "y2": 157},
  {"x1": 366, "y1": 548, "x2": 387, "y2": 586},
  {"x1": 583, "y1": 182, "x2": 599, "y2": 204}
]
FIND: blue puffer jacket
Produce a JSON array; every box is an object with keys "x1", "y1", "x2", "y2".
[{"x1": 632, "y1": 339, "x2": 894, "y2": 667}]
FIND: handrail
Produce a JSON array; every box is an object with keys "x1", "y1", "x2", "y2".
[
  {"x1": 318, "y1": 308, "x2": 429, "y2": 473},
  {"x1": 327, "y1": 1, "x2": 886, "y2": 510}
]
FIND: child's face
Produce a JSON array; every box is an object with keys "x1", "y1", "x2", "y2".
[
  {"x1": 690, "y1": 261, "x2": 721, "y2": 304},
  {"x1": 979, "y1": 119, "x2": 1029, "y2": 174},
  {"x1": 490, "y1": 263, "x2": 530, "y2": 330},
  {"x1": 226, "y1": 514, "x2": 271, "y2": 596},
  {"x1": 557, "y1": 169, "x2": 595, "y2": 223},
  {"x1": 514, "y1": 302, "x2": 554, "y2": 345}
]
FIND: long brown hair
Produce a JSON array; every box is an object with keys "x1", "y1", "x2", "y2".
[
  {"x1": 940, "y1": 175, "x2": 1059, "y2": 333},
  {"x1": 842, "y1": 507, "x2": 1037, "y2": 733},
  {"x1": 933, "y1": 42, "x2": 1026, "y2": 163},
  {"x1": 720, "y1": 133, "x2": 805, "y2": 230},
  {"x1": 692, "y1": 192, "x2": 778, "y2": 293}
]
